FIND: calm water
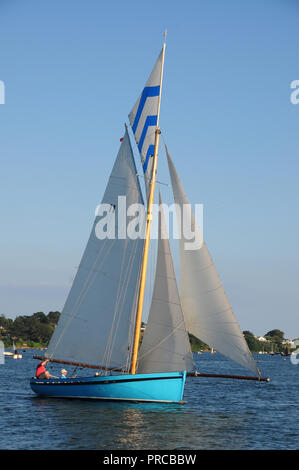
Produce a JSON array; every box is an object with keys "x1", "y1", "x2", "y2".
[{"x1": 0, "y1": 350, "x2": 298, "y2": 450}]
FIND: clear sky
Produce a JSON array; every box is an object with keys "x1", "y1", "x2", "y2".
[{"x1": 0, "y1": 0, "x2": 298, "y2": 338}]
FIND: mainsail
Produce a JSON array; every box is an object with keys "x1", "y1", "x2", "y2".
[
  {"x1": 45, "y1": 127, "x2": 145, "y2": 371},
  {"x1": 166, "y1": 147, "x2": 259, "y2": 376},
  {"x1": 137, "y1": 194, "x2": 195, "y2": 374},
  {"x1": 129, "y1": 48, "x2": 164, "y2": 198}
]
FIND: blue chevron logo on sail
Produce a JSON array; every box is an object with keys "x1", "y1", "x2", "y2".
[
  {"x1": 132, "y1": 86, "x2": 160, "y2": 133},
  {"x1": 129, "y1": 48, "x2": 164, "y2": 195},
  {"x1": 131, "y1": 86, "x2": 159, "y2": 176}
]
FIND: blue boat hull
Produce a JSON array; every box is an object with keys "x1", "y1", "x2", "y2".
[{"x1": 30, "y1": 371, "x2": 186, "y2": 403}]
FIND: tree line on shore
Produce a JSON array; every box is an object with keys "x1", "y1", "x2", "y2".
[
  {"x1": 0, "y1": 311, "x2": 293, "y2": 354},
  {"x1": 0, "y1": 311, "x2": 60, "y2": 348}
]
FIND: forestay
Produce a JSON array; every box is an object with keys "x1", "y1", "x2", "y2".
[
  {"x1": 166, "y1": 147, "x2": 259, "y2": 376},
  {"x1": 129, "y1": 48, "x2": 163, "y2": 198},
  {"x1": 137, "y1": 193, "x2": 195, "y2": 374},
  {"x1": 45, "y1": 128, "x2": 145, "y2": 371}
]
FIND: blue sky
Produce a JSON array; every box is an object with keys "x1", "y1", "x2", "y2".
[{"x1": 0, "y1": 0, "x2": 298, "y2": 338}]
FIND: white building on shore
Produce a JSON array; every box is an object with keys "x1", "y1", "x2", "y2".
[{"x1": 255, "y1": 336, "x2": 268, "y2": 342}]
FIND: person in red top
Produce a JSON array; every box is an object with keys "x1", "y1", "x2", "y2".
[{"x1": 36, "y1": 359, "x2": 51, "y2": 379}]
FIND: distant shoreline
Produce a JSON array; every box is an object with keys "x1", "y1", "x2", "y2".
[{"x1": 1, "y1": 312, "x2": 297, "y2": 354}]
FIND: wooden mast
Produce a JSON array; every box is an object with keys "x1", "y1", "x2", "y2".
[{"x1": 130, "y1": 32, "x2": 167, "y2": 374}]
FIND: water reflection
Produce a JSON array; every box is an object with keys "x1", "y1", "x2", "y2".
[
  {"x1": 30, "y1": 395, "x2": 249, "y2": 449},
  {"x1": 1, "y1": 350, "x2": 298, "y2": 449}
]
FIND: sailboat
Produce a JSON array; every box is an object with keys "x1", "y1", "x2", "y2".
[
  {"x1": 13, "y1": 341, "x2": 22, "y2": 359},
  {"x1": 30, "y1": 36, "x2": 268, "y2": 403},
  {"x1": 4, "y1": 341, "x2": 22, "y2": 359}
]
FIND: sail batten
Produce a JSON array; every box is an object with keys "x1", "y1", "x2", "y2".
[
  {"x1": 166, "y1": 147, "x2": 259, "y2": 376},
  {"x1": 45, "y1": 128, "x2": 145, "y2": 371},
  {"x1": 137, "y1": 193, "x2": 195, "y2": 374}
]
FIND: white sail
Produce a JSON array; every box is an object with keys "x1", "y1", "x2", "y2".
[
  {"x1": 166, "y1": 147, "x2": 259, "y2": 376},
  {"x1": 137, "y1": 193, "x2": 195, "y2": 374},
  {"x1": 129, "y1": 48, "x2": 163, "y2": 197},
  {"x1": 46, "y1": 127, "x2": 145, "y2": 370}
]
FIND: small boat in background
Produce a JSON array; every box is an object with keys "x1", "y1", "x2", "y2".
[
  {"x1": 4, "y1": 341, "x2": 22, "y2": 359},
  {"x1": 13, "y1": 352, "x2": 22, "y2": 359},
  {"x1": 12, "y1": 342, "x2": 22, "y2": 359},
  {"x1": 3, "y1": 351, "x2": 14, "y2": 357}
]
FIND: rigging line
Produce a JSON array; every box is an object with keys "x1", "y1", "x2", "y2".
[
  {"x1": 104, "y1": 241, "x2": 139, "y2": 370},
  {"x1": 126, "y1": 293, "x2": 138, "y2": 372},
  {"x1": 101, "y1": 236, "x2": 133, "y2": 369},
  {"x1": 160, "y1": 130, "x2": 167, "y2": 148},
  {"x1": 138, "y1": 213, "x2": 192, "y2": 369},
  {"x1": 142, "y1": 215, "x2": 158, "y2": 337},
  {"x1": 49, "y1": 236, "x2": 117, "y2": 358},
  {"x1": 101, "y1": 189, "x2": 146, "y2": 369},
  {"x1": 148, "y1": 184, "x2": 162, "y2": 312},
  {"x1": 162, "y1": 155, "x2": 179, "y2": 287},
  {"x1": 138, "y1": 319, "x2": 186, "y2": 362},
  {"x1": 100, "y1": 185, "x2": 144, "y2": 367},
  {"x1": 52, "y1": 201, "x2": 134, "y2": 356},
  {"x1": 101, "y1": 235, "x2": 129, "y2": 361},
  {"x1": 65, "y1": 213, "x2": 115, "y2": 311},
  {"x1": 123, "y1": 243, "x2": 142, "y2": 373},
  {"x1": 161, "y1": 207, "x2": 192, "y2": 353},
  {"x1": 106, "y1": 225, "x2": 145, "y2": 370},
  {"x1": 145, "y1": 221, "x2": 153, "y2": 327},
  {"x1": 125, "y1": 235, "x2": 145, "y2": 372},
  {"x1": 48, "y1": 212, "x2": 117, "y2": 357},
  {"x1": 107, "y1": 266, "x2": 139, "y2": 373},
  {"x1": 49, "y1": 241, "x2": 117, "y2": 356}
]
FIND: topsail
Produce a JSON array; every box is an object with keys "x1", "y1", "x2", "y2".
[{"x1": 129, "y1": 49, "x2": 164, "y2": 198}]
